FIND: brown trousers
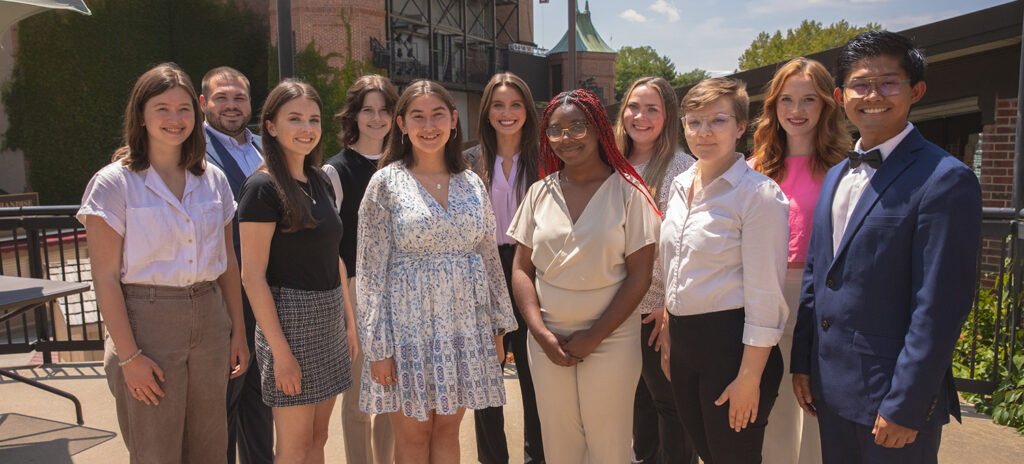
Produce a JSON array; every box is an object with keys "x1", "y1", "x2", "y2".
[{"x1": 104, "y1": 281, "x2": 232, "y2": 464}]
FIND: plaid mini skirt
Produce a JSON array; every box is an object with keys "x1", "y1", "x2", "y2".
[{"x1": 256, "y1": 285, "x2": 352, "y2": 407}]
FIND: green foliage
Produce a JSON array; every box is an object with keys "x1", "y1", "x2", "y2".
[
  {"x1": 672, "y1": 68, "x2": 711, "y2": 88},
  {"x1": 615, "y1": 45, "x2": 708, "y2": 101},
  {"x1": 1, "y1": 0, "x2": 267, "y2": 204},
  {"x1": 738, "y1": 20, "x2": 881, "y2": 71},
  {"x1": 953, "y1": 267, "x2": 1024, "y2": 435},
  {"x1": 268, "y1": 8, "x2": 383, "y2": 157}
]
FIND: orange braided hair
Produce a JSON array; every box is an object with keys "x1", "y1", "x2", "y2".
[{"x1": 539, "y1": 89, "x2": 661, "y2": 216}]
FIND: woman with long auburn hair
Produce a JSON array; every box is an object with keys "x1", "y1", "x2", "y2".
[
  {"x1": 463, "y1": 72, "x2": 545, "y2": 464},
  {"x1": 356, "y1": 79, "x2": 517, "y2": 463},
  {"x1": 78, "y1": 63, "x2": 248, "y2": 462},
  {"x1": 614, "y1": 76, "x2": 697, "y2": 464},
  {"x1": 749, "y1": 57, "x2": 850, "y2": 464},
  {"x1": 508, "y1": 88, "x2": 660, "y2": 463},
  {"x1": 238, "y1": 79, "x2": 354, "y2": 462}
]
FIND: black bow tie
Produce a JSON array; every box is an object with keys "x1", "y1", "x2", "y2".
[{"x1": 847, "y1": 149, "x2": 883, "y2": 169}]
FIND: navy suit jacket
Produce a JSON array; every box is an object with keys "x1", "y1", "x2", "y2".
[
  {"x1": 204, "y1": 129, "x2": 262, "y2": 260},
  {"x1": 791, "y1": 127, "x2": 981, "y2": 431}
]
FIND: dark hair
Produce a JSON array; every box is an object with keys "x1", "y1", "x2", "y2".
[
  {"x1": 113, "y1": 63, "x2": 206, "y2": 176},
  {"x1": 614, "y1": 76, "x2": 681, "y2": 199},
  {"x1": 475, "y1": 72, "x2": 540, "y2": 200},
  {"x1": 379, "y1": 80, "x2": 467, "y2": 173},
  {"x1": 751, "y1": 58, "x2": 850, "y2": 181},
  {"x1": 835, "y1": 30, "x2": 926, "y2": 87},
  {"x1": 201, "y1": 66, "x2": 251, "y2": 98},
  {"x1": 259, "y1": 79, "x2": 325, "y2": 233},
  {"x1": 335, "y1": 74, "x2": 399, "y2": 147},
  {"x1": 539, "y1": 89, "x2": 660, "y2": 215}
]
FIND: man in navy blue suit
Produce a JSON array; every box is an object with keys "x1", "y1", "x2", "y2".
[
  {"x1": 200, "y1": 67, "x2": 272, "y2": 464},
  {"x1": 791, "y1": 31, "x2": 982, "y2": 463}
]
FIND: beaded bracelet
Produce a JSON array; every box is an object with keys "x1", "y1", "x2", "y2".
[{"x1": 118, "y1": 348, "x2": 143, "y2": 367}]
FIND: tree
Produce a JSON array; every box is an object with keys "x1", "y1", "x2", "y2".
[
  {"x1": 672, "y1": 68, "x2": 711, "y2": 88},
  {"x1": 738, "y1": 20, "x2": 881, "y2": 71},
  {"x1": 615, "y1": 46, "x2": 709, "y2": 100}
]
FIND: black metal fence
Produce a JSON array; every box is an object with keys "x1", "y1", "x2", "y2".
[
  {"x1": 0, "y1": 205, "x2": 102, "y2": 363},
  {"x1": 1, "y1": 205, "x2": 1022, "y2": 396}
]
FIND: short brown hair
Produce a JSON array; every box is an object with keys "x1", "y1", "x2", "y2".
[
  {"x1": 680, "y1": 77, "x2": 750, "y2": 124},
  {"x1": 201, "y1": 66, "x2": 250, "y2": 98},
  {"x1": 335, "y1": 74, "x2": 399, "y2": 147},
  {"x1": 113, "y1": 63, "x2": 206, "y2": 176}
]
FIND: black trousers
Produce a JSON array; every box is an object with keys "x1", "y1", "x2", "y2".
[
  {"x1": 634, "y1": 314, "x2": 698, "y2": 464},
  {"x1": 475, "y1": 244, "x2": 545, "y2": 464},
  {"x1": 669, "y1": 309, "x2": 783, "y2": 464},
  {"x1": 226, "y1": 294, "x2": 274, "y2": 464}
]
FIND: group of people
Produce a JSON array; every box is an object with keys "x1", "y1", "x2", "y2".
[{"x1": 77, "y1": 29, "x2": 981, "y2": 464}]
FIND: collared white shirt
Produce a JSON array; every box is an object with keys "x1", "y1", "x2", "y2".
[
  {"x1": 660, "y1": 153, "x2": 790, "y2": 347},
  {"x1": 831, "y1": 122, "x2": 914, "y2": 254},
  {"x1": 491, "y1": 153, "x2": 519, "y2": 246},
  {"x1": 204, "y1": 122, "x2": 263, "y2": 176},
  {"x1": 77, "y1": 161, "x2": 236, "y2": 286}
]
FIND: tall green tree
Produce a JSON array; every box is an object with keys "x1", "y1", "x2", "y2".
[
  {"x1": 615, "y1": 46, "x2": 709, "y2": 100},
  {"x1": 738, "y1": 20, "x2": 881, "y2": 71}
]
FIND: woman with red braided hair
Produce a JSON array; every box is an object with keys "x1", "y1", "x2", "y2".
[{"x1": 508, "y1": 88, "x2": 661, "y2": 463}]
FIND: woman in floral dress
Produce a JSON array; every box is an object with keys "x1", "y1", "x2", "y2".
[{"x1": 355, "y1": 79, "x2": 518, "y2": 462}]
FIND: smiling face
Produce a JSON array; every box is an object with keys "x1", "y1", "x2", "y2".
[
  {"x1": 623, "y1": 85, "x2": 666, "y2": 148},
  {"x1": 488, "y1": 85, "x2": 527, "y2": 138},
  {"x1": 142, "y1": 86, "x2": 195, "y2": 151},
  {"x1": 397, "y1": 94, "x2": 457, "y2": 158},
  {"x1": 776, "y1": 73, "x2": 823, "y2": 139},
  {"x1": 683, "y1": 96, "x2": 746, "y2": 163},
  {"x1": 265, "y1": 97, "x2": 322, "y2": 158},
  {"x1": 201, "y1": 76, "x2": 251, "y2": 138},
  {"x1": 356, "y1": 90, "x2": 391, "y2": 142},
  {"x1": 834, "y1": 54, "x2": 926, "y2": 147},
  {"x1": 547, "y1": 103, "x2": 600, "y2": 168}
]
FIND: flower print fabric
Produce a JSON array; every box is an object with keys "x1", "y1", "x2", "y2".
[{"x1": 355, "y1": 163, "x2": 518, "y2": 421}]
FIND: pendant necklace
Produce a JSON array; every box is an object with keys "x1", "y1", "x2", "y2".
[{"x1": 300, "y1": 184, "x2": 316, "y2": 205}]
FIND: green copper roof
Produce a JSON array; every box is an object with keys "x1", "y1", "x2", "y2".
[{"x1": 547, "y1": 1, "x2": 615, "y2": 55}]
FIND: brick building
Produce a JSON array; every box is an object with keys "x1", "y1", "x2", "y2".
[{"x1": 546, "y1": 1, "x2": 616, "y2": 104}]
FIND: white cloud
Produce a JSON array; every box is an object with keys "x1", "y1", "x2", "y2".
[
  {"x1": 745, "y1": 0, "x2": 839, "y2": 15},
  {"x1": 619, "y1": 9, "x2": 648, "y2": 23},
  {"x1": 881, "y1": 10, "x2": 960, "y2": 31},
  {"x1": 851, "y1": 0, "x2": 889, "y2": 3},
  {"x1": 649, "y1": 0, "x2": 680, "y2": 22}
]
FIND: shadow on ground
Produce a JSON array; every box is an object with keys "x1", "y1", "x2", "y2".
[{"x1": 0, "y1": 413, "x2": 116, "y2": 463}]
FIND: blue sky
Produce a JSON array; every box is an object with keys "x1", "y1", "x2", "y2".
[{"x1": 532, "y1": 0, "x2": 1009, "y2": 75}]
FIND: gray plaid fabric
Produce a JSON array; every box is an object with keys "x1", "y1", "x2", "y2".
[{"x1": 256, "y1": 285, "x2": 352, "y2": 407}]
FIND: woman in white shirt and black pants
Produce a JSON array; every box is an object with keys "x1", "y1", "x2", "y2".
[
  {"x1": 78, "y1": 63, "x2": 248, "y2": 463},
  {"x1": 659, "y1": 77, "x2": 789, "y2": 463}
]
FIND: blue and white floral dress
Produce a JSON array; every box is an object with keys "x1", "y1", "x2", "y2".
[{"x1": 355, "y1": 163, "x2": 518, "y2": 421}]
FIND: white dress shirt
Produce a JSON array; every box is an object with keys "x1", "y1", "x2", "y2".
[
  {"x1": 205, "y1": 122, "x2": 263, "y2": 176},
  {"x1": 831, "y1": 122, "x2": 914, "y2": 254},
  {"x1": 660, "y1": 154, "x2": 790, "y2": 347},
  {"x1": 77, "y1": 161, "x2": 236, "y2": 286}
]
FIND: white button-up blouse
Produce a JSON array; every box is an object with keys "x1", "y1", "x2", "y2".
[
  {"x1": 659, "y1": 154, "x2": 790, "y2": 347},
  {"x1": 77, "y1": 161, "x2": 235, "y2": 287}
]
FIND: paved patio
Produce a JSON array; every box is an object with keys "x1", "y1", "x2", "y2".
[{"x1": 1, "y1": 356, "x2": 1022, "y2": 463}]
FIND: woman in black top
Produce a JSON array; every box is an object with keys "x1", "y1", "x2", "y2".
[
  {"x1": 322, "y1": 74, "x2": 399, "y2": 464},
  {"x1": 238, "y1": 80, "x2": 353, "y2": 462}
]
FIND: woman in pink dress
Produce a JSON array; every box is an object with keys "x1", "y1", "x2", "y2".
[{"x1": 748, "y1": 57, "x2": 851, "y2": 464}]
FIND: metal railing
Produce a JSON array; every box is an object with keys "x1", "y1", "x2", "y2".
[
  {"x1": 954, "y1": 208, "x2": 1023, "y2": 394},
  {"x1": 0, "y1": 205, "x2": 102, "y2": 363}
]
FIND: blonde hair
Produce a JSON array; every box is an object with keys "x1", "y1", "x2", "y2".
[
  {"x1": 614, "y1": 77, "x2": 680, "y2": 199},
  {"x1": 680, "y1": 77, "x2": 749, "y2": 123}
]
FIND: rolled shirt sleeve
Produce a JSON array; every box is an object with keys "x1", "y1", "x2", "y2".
[{"x1": 740, "y1": 181, "x2": 790, "y2": 347}]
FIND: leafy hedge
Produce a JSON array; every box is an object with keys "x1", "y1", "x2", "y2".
[{"x1": 2, "y1": 0, "x2": 267, "y2": 204}]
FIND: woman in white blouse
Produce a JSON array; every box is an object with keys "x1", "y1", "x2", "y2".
[
  {"x1": 658, "y1": 77, "x2": 789, "y2": 463},
  {"x1": 78, "y1": 63, "x2": 248, "y2": 462}
]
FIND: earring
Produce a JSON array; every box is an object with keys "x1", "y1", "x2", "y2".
[
  {"x1": 401, "y1": 133, "x2": 407, "y2": 147},
  {"x1": 451, "y1": 125, "x2": 458, "y2": 138}
]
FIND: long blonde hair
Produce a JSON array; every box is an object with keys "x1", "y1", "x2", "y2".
[
  {"x1": 750, "y1": 57, "x2": 850, "y2": 181},
  {"x1": 614, "y1": 77, "x2": 680, "y2": 199}
]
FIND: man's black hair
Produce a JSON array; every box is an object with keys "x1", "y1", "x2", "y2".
[{"x1": 835, "y1": 30, "x2": 926, "y2": 87}]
